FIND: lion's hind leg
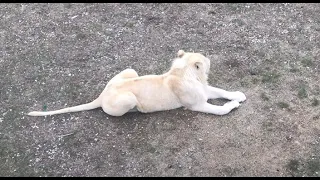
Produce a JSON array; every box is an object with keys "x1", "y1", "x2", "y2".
[
  {"x1": 117, "y1": 69, "x2": 139, "y2": 79},
  {"x1": 101, "y1": 92, "x2": 138, "y2": 116},
  {"x1": 108, "y1": 69, "x2": 139, "y2": 84}
]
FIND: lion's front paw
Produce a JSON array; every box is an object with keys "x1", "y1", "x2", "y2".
[
  {"x1": 225, "y1": 100, "x2": 240, "y2": 109},
  {"x1": 233, "y1": 91, "x2": 246, "y2": 102}
]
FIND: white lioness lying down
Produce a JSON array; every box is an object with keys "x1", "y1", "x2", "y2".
[{"x1": 28, "y1": 50, "x2": 246, "y2": 117}]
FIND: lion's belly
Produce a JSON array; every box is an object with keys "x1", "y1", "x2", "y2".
[
  {"x1": 111, "y1": 75, "x2": 182, "y2": 113},
  {"x1": 134, "y1": 86, "x2": 182, "y2": 113}
]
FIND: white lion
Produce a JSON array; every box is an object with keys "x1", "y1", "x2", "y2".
[{"x1": 28, "y1": 50, "x2": 246, "y2": 117}]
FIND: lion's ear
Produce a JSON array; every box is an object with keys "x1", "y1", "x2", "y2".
[
  {"x1": 194, "y1": 61, "x2": 202, "y2": 70},
  {"x1": 177, "y1": 50, "x2": 185, "y2": 58}
]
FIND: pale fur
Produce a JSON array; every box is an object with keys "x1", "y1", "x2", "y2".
[{"x1": 28, "y1": 50, "x2": 246, "y2": 117}]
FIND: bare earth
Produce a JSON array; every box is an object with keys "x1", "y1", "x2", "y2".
[{"x1": 1, "y1": 3, "x2": 320, "y2": 177}]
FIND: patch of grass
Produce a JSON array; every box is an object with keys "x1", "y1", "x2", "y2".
[
  {"x1": 125, "y1": 21, "x2": 135, "y2": 28},
  {"x1": 277, "y1": 102, "x2": 289, "y2": 109},
  {"x1": 227, "y1": 4, "x2": 240, "y2": 11},
  {"x1": 146, "y1": 144, "x2": 156, "y2": 153},
  {"x1": 42, "y1": 104, "x2": 47, "y2": 111},
  {"x1": 298, "y1": 86, "x2": 308, "y2": 99},
  {"x1": 231, "y1": 18, "x2": 245, "y2": 27},
  {"x1": 311, "y1": 98, "x2": 319, "y2": 106},
  {"x1": 265, "y1": 58, "x2": 275, "y2": 64},
  {"x1": 224, "y1": 59, "x2": 240, "y2": 68},
  {"x1": 287, "y1": 159, "x2": 300, "y2": 173},
  {"x1": 208, "y1": 10, "x2": 216, "y2": 15},
  {"x1": 260, "y1": 92, "x2": 269, "y2": 101},
  {"x1": 249, "y1": 69, "x2": 258, "y2": 76},
  {"x1": 307, "y1": 158, "x2": 320, "y2": 176},
  {"x1": 286, "y1": 157, "x2": 320, "y2": 177},
  {"x1": 314, "y1": 85, "x2": 320, "y2": 95},
  {"x1": 261, "y1": 72, "x2": 280, "y2": 83},
  {"x1": 289, "y1": 68, "x2": 299, "y2": 73},
  {"x1": 286, "y1": 159, "x2": 302, "y2": 176},
  {"x1": 240, "y1": 81, "x2": 249, "y2": 87},
  {"x1": 262, "y1": 121, "x2": 273, "y2": 131},
  {"x1": 252, "y1": 78, "x2": 259, "y2": 84},
  {"x1": 221, "y1": 166, "x2": 241, "y2": 176},
  {"x1": 301, "y1": 56, "x2": 314, "y2": 67}
]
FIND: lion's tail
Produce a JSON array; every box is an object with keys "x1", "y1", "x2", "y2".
[{"x1": 28, "y1": 98, "x2": 101, "y2": 116}]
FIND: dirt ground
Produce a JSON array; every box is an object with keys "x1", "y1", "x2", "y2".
[{"x1": 1, "y1": 3, "x2": 320, "y2": 177}]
